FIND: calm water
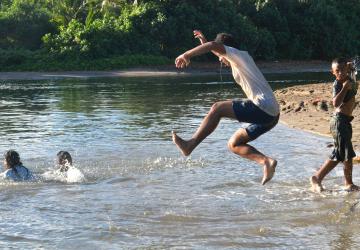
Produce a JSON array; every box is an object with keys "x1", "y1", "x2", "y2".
[{"x1": 0, "y1": 72, "x2": 360, "y2": 249}]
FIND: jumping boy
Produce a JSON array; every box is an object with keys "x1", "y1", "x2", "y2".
[
  {"x1": 173, "y1": 30, "x2": 280, "y2": 185},
  {"x1": 310, "y1": 58, "x2": 359, "y2": 192}
]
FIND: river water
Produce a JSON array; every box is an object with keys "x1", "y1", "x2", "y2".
[{"x1": 0, "y1": 73, "x2": 360, "y2": 249}]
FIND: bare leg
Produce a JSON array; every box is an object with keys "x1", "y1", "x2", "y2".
[
  {"x1": 310, "y1": 159, "x2": 338, "y2": 192},
  {"x1": 343, "y1": 160, "x2": 360, "y2": 191},
  {"x1": 227, "y1": 128, "x2": 277, "y2": 185},
  {"x1": 172, "y1": 101, "x2": 237, "y2": 156}
]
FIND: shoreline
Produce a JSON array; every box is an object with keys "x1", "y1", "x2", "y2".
[
  {"x1": 0, "y1": 60, "x2": 330, "y2": 80},
  {"x1": 279, "y1": 120, "x2": 332, "y2": 139},
  {"x1": 274, "y1": 82, "x2": 360, "y2": 162}
]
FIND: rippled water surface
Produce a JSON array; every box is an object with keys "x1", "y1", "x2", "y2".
[{"x1": 1, "y1": 72, "x2": 360, "y2": 249}]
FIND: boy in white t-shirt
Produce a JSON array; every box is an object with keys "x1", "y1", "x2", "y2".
[{"x1": 173, "y1": 30, "x2": 280, "y2": 185}]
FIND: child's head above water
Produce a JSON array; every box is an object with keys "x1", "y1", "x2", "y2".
[
  {"x1": 4, "y1": 150, "x2": 22, "y2": 169},
  {"x1": 57, "y1": 151, "x2": 72, "y2": 171},
  {"x1": 214, "y1": 32, "x2": 238, "y2": 67}
]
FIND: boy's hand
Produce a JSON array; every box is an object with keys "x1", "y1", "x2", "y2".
[
  {"x1": 193, "y1": 30, "x2": 207, "y2": 44},
  {"x1": 175, "y1": 53, "x2": 190, "y2": 68}
]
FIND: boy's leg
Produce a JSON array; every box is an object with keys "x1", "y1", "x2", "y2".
[
  {"x1": 343, "y1": 160, "x2": 359, "y2": 191},
  {"x1": 227, "y1": 128, "x2": 277, "y2": 185},
  {"x1": 172, "y1": 100, "x2": 237, "y2": 156},
  {"x1": 310, "y1": 159, "x2": 339, "y2": 192}
]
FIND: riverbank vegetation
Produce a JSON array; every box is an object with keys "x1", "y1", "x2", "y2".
[{"x1": 0, "y1": 0, "x2": 359, "y2": 71}]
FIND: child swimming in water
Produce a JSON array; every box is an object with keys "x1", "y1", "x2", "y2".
[
  {"x1": 57, "y1": 151, "x2": 73, "y2": 172},
  {"x1": 54, "y1": 151, "x2": 85, "y2": 183},
  {"x1": 1, "y1": 150, "x2": 33, "y2": 181}
]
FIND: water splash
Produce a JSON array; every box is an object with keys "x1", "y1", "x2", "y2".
[{"x1": 41, "y1": 165, "x2": 86, "y2": 183}]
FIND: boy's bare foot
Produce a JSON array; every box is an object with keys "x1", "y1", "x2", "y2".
[
  {"x1": 344, "y1": 184, "x2": 360, "y2": 192},
  {"x1": 261, "y1": 158, "x2": 277, "y2": 185},
  {"x1": 172, "y1": 131, "x2": 195, "y2": 156},
  {"x1": 309, "y1": 176, "x2": 324, "y2": 193}
]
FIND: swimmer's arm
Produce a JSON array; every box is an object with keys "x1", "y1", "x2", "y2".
[
  {"x1": 333, "y1": 80, "x2": 352, "y2": 107},
  {"x1": 175, "y1": 42, "x2": 225, "y2": 68}
]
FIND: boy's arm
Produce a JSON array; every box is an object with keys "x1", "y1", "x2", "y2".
[
  {"x1": 333, "y1": 80, "x2": 352, "y2": 107},
  {"x1": 193, "y1": 30, "x2": 222, "y2": 58},
  {"x1": 175, "y1": 42, "x2": 226, "y2": 68},
  {"x1": 194, "y1": 30, "x2": 207, "y2": 45}
]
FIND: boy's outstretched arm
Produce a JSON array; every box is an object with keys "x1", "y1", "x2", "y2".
[
  {"x1": 194, "y1": 30, "x2": 207, "y2": 44},
  {"x1": 193, "y1": 30, "x2": 222, "y2": 58},
  {"x1": 175, "y1": 42, "x2": 225, "y2": 68},
  {"x1": 333, "y1": 80, "x2": 352, "y2": 107}
]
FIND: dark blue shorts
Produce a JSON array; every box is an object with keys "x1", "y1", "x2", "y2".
[{"x1": 232, "y1": 99, "x2": 279, "y2": 140}]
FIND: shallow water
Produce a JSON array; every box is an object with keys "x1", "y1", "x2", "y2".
[{"x1": 0, "y1": 72, "x2": 360, "y2": 249}]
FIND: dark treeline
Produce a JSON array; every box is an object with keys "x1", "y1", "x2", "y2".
[{"x1": 0, "y1": 0, "x2": 359, "y2": 71}]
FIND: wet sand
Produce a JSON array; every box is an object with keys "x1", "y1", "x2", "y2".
[{"x1": 274, "y1": 82, "x2": 360, "y2": 159}]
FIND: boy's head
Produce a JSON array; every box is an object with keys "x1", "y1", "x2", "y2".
[
  {"x1": 214, "y1": 33, "x2": 237, "y2": 48},
  {"x1": 4, "y1": 150, "x2": 22, "y2": 169},
  {"x1": 57, "y1": 151, "x2": 72, "y2": 166},
  {"x1": 214, "y1": 33, "x2": 237, "y2": 67},
  {"x1": 331, "y1": 57, "x2": 350, "y2": 81}
]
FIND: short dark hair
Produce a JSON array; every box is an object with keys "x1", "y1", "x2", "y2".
[
  {"x1": 57, "y1": 151, "x2": 72, "y2": 165},
  {"x1": 4, "y1": 150, "x2": 22, "y2": 168},
  {"x1": 332, "y1": 57, "x2": 348, "y2": 67},
  {"x1": 214, "y1": 33, "x2": 238, "y2": 48}
]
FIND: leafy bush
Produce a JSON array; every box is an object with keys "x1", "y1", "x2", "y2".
[
  {"x1": 42, "y1": 2, "x2": 165, "y2": 60},
  {"x1": 0, "y1": 48, "x2": 34, "y2": 68},
  {"x1": 1, "y1": 0, "x2": 360, "y2": 71},
  {"x1": 0, "y1": 48, "x2": 171, "y2": 71},
  {"x1": 0, "y1": 0, "x2": 54, "y2": 50}
]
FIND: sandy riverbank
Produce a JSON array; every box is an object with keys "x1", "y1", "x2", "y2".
[
  {"x1": 274, "y1": 82, "x2": 360, "y2": 161},
  {"x1": 0, "y1": 60, "x2": 330, "y2": 80}
]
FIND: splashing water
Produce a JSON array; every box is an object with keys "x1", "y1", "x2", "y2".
[{"x1": 41, "y1": 165, "x2": 86, "y2": 183}]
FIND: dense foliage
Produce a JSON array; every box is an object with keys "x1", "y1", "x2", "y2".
[{"x1": 0, "y1": 0, "x2": 359, "y2": 71}]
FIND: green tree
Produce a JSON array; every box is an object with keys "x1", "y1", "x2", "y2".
[
  {"x1": 0, "y1": 0, "x2": 54, "y2": 50},
  {"x1": 2, "y1": 0, "x2": 360, "y2": 71}
]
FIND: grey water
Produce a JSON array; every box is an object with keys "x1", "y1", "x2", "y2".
[{"x1": 0, "y1": 72, "x2": 359, "y2": 249}]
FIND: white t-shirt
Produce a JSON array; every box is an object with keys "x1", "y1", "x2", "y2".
[{"x1": 223, "y1": 46, "x2": 279, "y2": 117}]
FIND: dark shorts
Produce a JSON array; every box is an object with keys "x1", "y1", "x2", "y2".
[
  {"x1": 329, "y1": 113, "x2": 356, "y2": 162},
  {"x1": 232, "y1": 99, "x2": 279, "y2": 140}
]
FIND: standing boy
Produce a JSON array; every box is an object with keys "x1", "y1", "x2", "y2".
[
  {"x1": 310, "y1": 58, "x2": 359, "y2": 192},
  {"x1": 173, "y1": 30, "x2": 279, "y2": 185}
]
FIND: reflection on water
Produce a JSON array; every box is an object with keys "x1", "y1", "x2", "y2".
[{"x1": 0, "y1": 73, "x2": 359, "y2": 249}]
